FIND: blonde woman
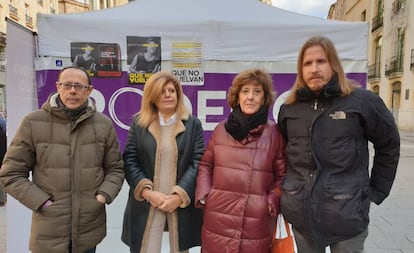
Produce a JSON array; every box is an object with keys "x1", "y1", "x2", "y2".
[{"x1": 121, "y1": 72, "x2": 204, "y2": 253}]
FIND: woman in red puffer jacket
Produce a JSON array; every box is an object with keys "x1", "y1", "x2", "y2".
[{"x1": 195, "y1": 69, "x2": 287, "y2": 253}]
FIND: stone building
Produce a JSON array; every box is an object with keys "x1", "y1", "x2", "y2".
[
  {"x1": 0, "y1": 0, "x2": 128, "y2": 114},
  {"x1": 328, "y1": 0, "x2": 414, "y2": 130}
]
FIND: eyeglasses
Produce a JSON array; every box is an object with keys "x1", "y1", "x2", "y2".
[{"x1": 58, "y1": 82, "x2": 90, "y2": 91}]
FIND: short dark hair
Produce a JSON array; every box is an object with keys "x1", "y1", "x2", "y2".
[{"x1": 58, "y1": 66, "x2": 91, "y2": 86}]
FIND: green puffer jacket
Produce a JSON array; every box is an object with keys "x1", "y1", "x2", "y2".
[{"x1": 0, "y1": 93, "x2": 125, "y2": 253}]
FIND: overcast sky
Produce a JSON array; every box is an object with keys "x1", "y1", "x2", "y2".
[{"x1": 271, "y1": 0, "x2": 335, "y2": 19}]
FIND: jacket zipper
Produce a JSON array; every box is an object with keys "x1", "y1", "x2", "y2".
[{"x1": 313, "y1": 98, "x2": 318, "y2": 110}]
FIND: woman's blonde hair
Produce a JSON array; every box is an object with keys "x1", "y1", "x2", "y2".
[
  {"x1": 137, "y1": 72, "x2": 188, "y2": 127},
  {"x1": 227, "y1": 69, "x2": 275, "y2": 109},
  {"x1": 285, "y1": 36, "x2": 357, "y2": 104}
]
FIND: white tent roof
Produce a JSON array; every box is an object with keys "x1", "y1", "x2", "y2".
[{"x1": 37, "y1": 0, "x2": 368, "y2": 62}]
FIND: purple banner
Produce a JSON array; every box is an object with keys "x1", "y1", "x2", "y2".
[{"x1": 36, "y1": 70, "x2": 366, "y2": 150}]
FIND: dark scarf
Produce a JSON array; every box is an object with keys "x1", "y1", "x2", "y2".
[
  {"x1": 224, "y1": 105, "x2": 268, "y2": 141},
  {"x1": 297, "y1": 75, "x2": 342, "y2": 102},
  {"x1": 56, "y1": 95, "x2": 88, "y2": 122}
]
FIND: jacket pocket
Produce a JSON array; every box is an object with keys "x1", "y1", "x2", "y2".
[
  {"x1": 280, "y1": 182, "x2": 306, "y2": 231},
  {"x1": 34, "y1": 199, "x2": 71, "y2": 236},
  {"x1": 79, "y1": 197, "x2": 106, "y2": 231},
  {"x1": 317, "y1": 183, "x2": 369, "y2": 237}
]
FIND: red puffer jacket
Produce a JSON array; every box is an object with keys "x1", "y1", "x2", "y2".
[{"x1": 195, "y1": 120, "x2": 287, "y2": 253}]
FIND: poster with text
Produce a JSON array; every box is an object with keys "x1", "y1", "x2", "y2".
[
  {"x1": 171, "y1": 41, "x2": 204, "y2": 86},
  {"x1": 71, "y1": 42, "x2": 122, "y2": 78},
  {"x1": 127, "y1": 36, "x2": 161, "y2": 85}
]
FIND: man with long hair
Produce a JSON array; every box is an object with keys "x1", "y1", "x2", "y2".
[{"x1": 278, "y1": 36, "x2": 400, "y2": 253}]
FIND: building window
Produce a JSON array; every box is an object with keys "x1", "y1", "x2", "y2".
[
  {"x1": 377, "y1": 0, "x2": 384, "y2": 16},
  {"x1": 392, "y1": 0, "x2": 406, "y2": 15},
  {"x1": 390, "y1": 82, "x2": 401, "y2": 120},
  {"x1": 372, "y1": 0, "x2": 384, "y2": 32},
  {"x1": 392, "y1": 82, "x2": 401, "y2": 111},
  {"x1": 25, "y1": 4, "x2": 29, "y2": 16},
  {"x1": 361, "y1": 10, "x2": 366, "y2": 21},
  {"x1": 369, "y1": 37, "x2": 382, "y2": 80},
  {"x1": 396, "y1": 28, "x2": 405, "y2": 70},
  {"x1": 0, "y1": 51, "x2": 5, "y2": 72},
  {"x1": 9, "y1": 0, "x2": 18, "y2": 20},
  {"x1": 25, "y1": 3, "x2": 34, "y2": 28}
]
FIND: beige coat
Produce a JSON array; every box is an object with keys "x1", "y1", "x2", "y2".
[{"x1": 0, "y1": 93, "x2": 124, "y2": 253}]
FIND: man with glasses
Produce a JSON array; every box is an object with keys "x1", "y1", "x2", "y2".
[{"x1": 0, "y1": 66, "x2": 125, "y2": 253}]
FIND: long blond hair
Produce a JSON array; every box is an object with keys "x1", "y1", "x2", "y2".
[
  {"x1": 137, "y1": 72, "x2": 188, "y2": 127},
  {"x1": 285, "y1": 36, "x2": 357, "y2": 104}
]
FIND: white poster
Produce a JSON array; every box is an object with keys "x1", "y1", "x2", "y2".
[
  {"x1": 5, "y1": 19, "x2": 38, "y2": 253},
  {"x1": 171, "y1": 41, "x2": 204, "y2": 86}
]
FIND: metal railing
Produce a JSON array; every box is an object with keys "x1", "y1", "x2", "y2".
[
  {"x1": 372, "y1": 14, "x2": 384, "y2": 32},
  {"x1": 25, "y1": 15, "x2": 33, "y2": 24},
  {"x1": 368, "y1": 63, "x2": 381, "y2": 80},
  {"x1": 0, "y1": 32, "x2": 6, "y2": 46},
  {"x1": 0, "y1": 52, "x2": 6, "y2": 72},
  {"x1": 9, "y1": 5, "x2": 18, "y2": 17},
  {"x1": 385, "y1": 58, "x2": 403, "y2": 76}
]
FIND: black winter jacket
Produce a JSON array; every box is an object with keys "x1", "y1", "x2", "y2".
[
  {"x1": 277, "y1": 82, "x2": 400, "y2": 246},
  {"x1": 121, "y1": 113, "x2": 204, "y2": 252}
]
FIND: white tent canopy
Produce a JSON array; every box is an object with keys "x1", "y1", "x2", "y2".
[{"x1": 37, "y1": 0, "x2": 368, "y2": 62}]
